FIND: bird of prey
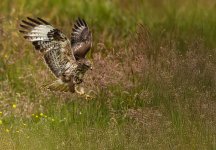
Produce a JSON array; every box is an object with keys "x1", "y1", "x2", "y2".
[{"x1": 19, "y1": 17, "x2": 92, "y2": 97}]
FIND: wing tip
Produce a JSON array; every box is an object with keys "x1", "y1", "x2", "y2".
[
  {"x1": 27, "y1": 17, "x2": 42, "y2": 25},
  {"x1": 26, "y1": 16, "x2": 31, "y2": 20},
  {"x1": 76, "y1": 17, "x2": 87, "y2": 27},
  {"x1": 23, "y1": 35, "x2": 29, "y2": 39},
  {"x1": 19, "y1": 30, "x2": 28, "y2": 34},
  {"x1": 21, "y1": 20, "x2": 36, "y2": 27},
  {"x1": 37, "y1": 17, "x2": 50, "y2": 25}
]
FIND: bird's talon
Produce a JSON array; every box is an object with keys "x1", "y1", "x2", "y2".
[{"x1": 85, "y1": 94, "x2": 94, "y2": 100}]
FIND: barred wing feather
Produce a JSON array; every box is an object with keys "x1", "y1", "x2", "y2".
[
  {"x1": 19, "y1": 17, "x2": 76, "y2": 78},
  {"x1": 71, "y1": 18, "x2": 92, "y2": 59}
]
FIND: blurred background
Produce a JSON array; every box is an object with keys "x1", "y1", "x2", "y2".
[{"x1": 0, "y1": 0, "x2": 216, "y2": 149}]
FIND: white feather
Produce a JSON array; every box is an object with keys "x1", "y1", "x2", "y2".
[{"x1": 27, "y1": 25, "x2": 54, "y2": 41}]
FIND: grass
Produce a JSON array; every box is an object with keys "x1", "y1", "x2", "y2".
[{"x1": 0, "y1": 0, "x2": 216, "y2": 149}]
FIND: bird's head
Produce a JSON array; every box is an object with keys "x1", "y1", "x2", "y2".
[{"x1": 78, "y1": 59, "x2": 93, "y2": 71}]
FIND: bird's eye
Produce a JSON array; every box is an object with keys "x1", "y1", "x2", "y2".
[{"x1": 85, "y1": 64, "x2": 90, "y2": 67}]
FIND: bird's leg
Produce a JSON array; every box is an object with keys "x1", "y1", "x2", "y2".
[
  {"x1": 75, "y1": 86, "x2": 85, "y2": 95},
  {"x1": 75, "y1": 86, "x2": 94, "y2": 100}
]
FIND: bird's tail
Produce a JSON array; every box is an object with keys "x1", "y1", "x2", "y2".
[{"x1": 45, "y1": 79, "x2": 69, "y2": 92}]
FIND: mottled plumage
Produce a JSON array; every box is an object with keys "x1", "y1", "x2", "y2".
[{"x1": 19, "y1": 17, "x2": 92, "y2": 93}]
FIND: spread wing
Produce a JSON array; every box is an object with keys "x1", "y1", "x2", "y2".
[
  {"x1": 71, "y1": 18, "x2": 92, "y2": 60},
  {"x1": 19, "y1": 17, "x2": 76, "y2": 78}
]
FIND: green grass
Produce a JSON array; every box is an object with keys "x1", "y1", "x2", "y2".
[{"x1": 0, "y1": 0, "x2": 216, "y2": 149}]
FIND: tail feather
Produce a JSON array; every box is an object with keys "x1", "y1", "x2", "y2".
[{"x1": 46, "y1": 79, "x2": 69, "y2": 92}]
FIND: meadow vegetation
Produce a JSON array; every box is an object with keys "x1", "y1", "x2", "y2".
[{"x1": 0, "y1": 0, "x2": 216, "y2": 149}]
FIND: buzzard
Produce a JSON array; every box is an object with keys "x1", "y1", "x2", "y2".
[{"x1": 19, "y1": 17, "x2": 92, "y2": 97}]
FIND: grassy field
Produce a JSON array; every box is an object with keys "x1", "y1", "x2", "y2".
[{"x1": 0, "y1": 0, "x2": 216, "y2": 149}]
